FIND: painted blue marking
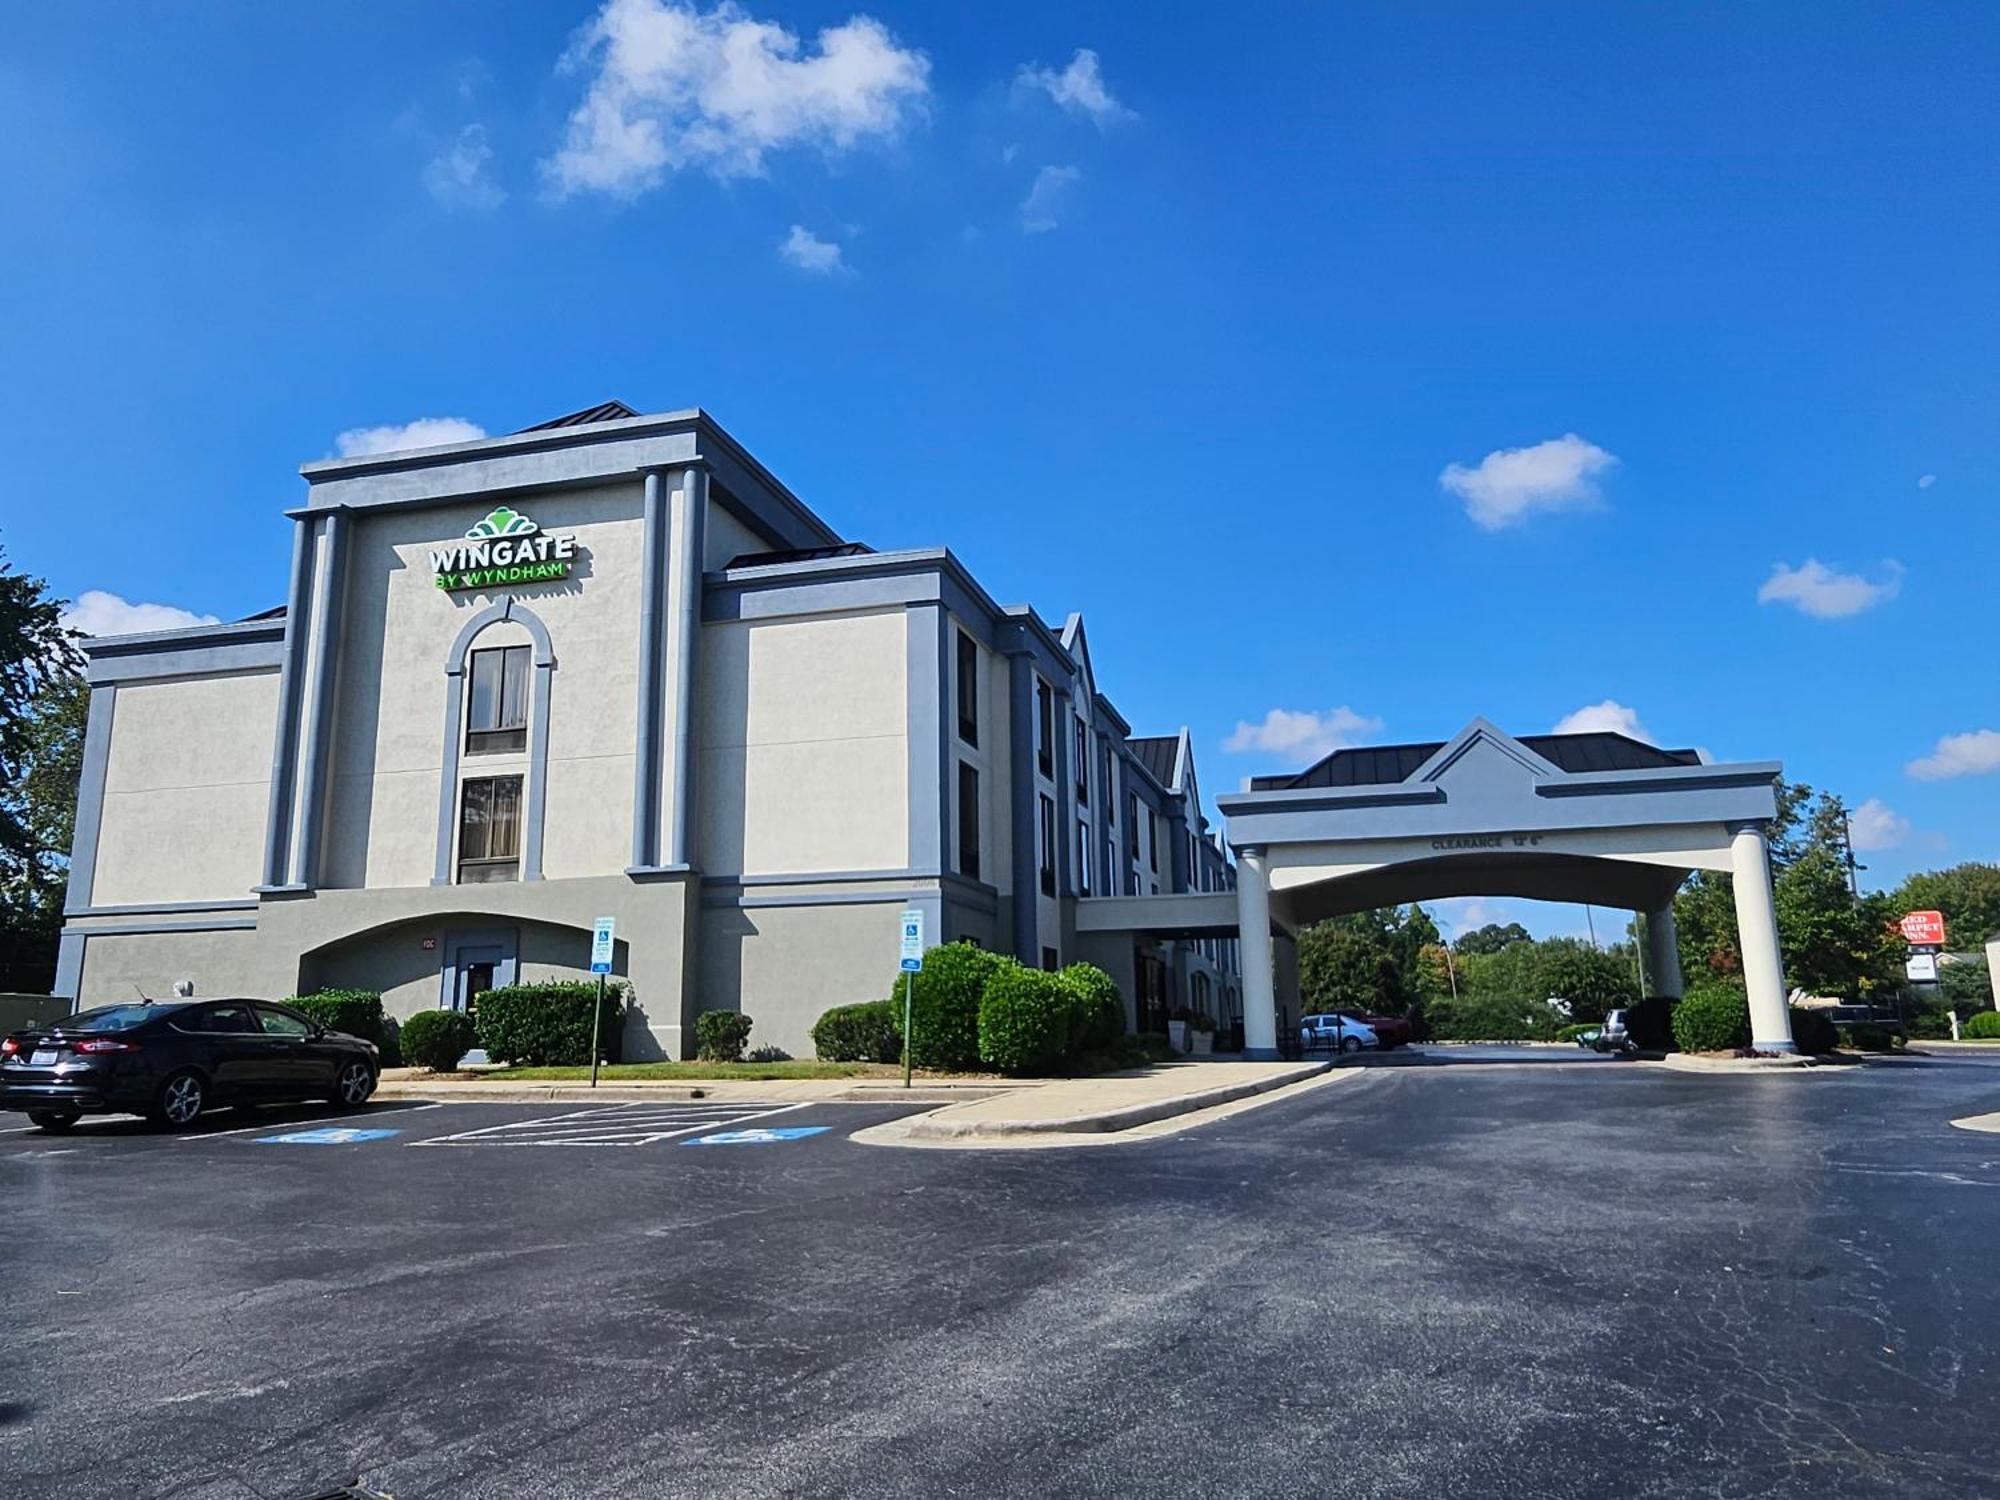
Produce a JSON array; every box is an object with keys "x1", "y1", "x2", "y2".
[
  {"x1": 255, "y1": 1127, "x2": 402, "y2": 1145},
  {"x1": 682, "y1": 1126, "x2": 831, "y2": 1147}
]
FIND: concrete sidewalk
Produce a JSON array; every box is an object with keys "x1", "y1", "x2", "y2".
[
  {"x1": 371, "y1": 1070, "x2": 1016, "y2": 1105},
  {"x1": 863, "y1": 1059, "x2": 1335, "y2": 1147}
]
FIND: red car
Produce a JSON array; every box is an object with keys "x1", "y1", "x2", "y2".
[{"x1": 1336, "y1": 1010, "x2": 1414, "y2": 1049}]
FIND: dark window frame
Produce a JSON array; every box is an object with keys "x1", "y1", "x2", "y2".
[
  {"x1": 1038, "y1": 794, "x2": 1057, "y2": 896},
  {"x1": 466, "y1": 644, "x2": 531, "y2": 755},
  {"x1": 458, "y1": 774, "x2": 524, "y2": 883},
  {"x1": 955, "y1": 631, "x2": 979, "y2": 747},
  {"x1": 957, "y1": 760, "x2": 981, "y2": 881},
  {"x1": 1036, "y1": 680, "x2": 1054, "y2": 779},
  {"x1": 1076, "y1": 817, "x2": 1092, "y2": 895},
  {"x1": 1074, "y1": 719, "x2": 1089, "y2": 805}
]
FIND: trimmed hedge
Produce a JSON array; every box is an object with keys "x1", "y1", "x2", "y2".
[
  {"x1": 695, "y1": 1008, "x2": 754, "y2": 1062},
  {"x1": 286, "y1": 989, "x2": 401, "y2": 1066},
  {"x1": 812, "y1": 1000, "x2": 902, "y2": 1063},
  {"x1": 1964, "y1": 1010, "x2": 2000, "y2": 1040},
  {"x1": 977, "y1": 962, "x2": 1073, "y2": 1075},
  {"x1": 476, "y1": 981, "x2": 625, "y2": 1068},
  {"x1": 1671, "y1": 982, "x2": 1751, "y2": 1054},
  {"x1": 1846, "y1": 1021, "x2": 1898, "y2": 1053},
  {"x1": 1789, "y1": 1006, "x2": 1838, "y2": 1057},
  {"x1": 1058, "y1": 963, "x2": 1125, "y2": 1053},
  {"x1": 401, "y1": 1008, "x2": 477, "y2": 1072},
  {"x1": 1556, "y1": 1022, "x2": 1597, "y2": 1043},
  {"x1": 892, "y1": 942, "x2": 1003, "y2": 1071}
]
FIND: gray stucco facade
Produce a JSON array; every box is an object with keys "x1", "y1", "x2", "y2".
[{"x1": 56, "y1": 404, "x2": 1237, "y2": 1058}]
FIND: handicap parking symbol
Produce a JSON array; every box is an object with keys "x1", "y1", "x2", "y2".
[
  {"x1": 682, "y1": 1126, "x2": 831, "y2": 1147},
  {"x1": 255, "y1": 1127, "x2": 402, "y2": 1145}
]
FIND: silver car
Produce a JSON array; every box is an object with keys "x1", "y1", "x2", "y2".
[{"x1": 1299, "y1": 1013, "x2": 1379, "y2": 1055}]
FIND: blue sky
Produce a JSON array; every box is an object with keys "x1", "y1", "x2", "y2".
[{"x1": 2, "y1": 2, "x2": 1995, "y2": 937}]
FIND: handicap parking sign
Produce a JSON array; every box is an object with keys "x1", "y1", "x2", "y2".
[
  {"x1": 682, "y1": 1126, "x2": 831, "y2": 1147},
  {"x1": 255, "y1": 1127, "x2": 402, "y2": 1145}
]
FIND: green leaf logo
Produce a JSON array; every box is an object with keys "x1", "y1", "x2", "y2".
[{"x1": 466, "y1": 506, "x2": 539, "y2": 539}]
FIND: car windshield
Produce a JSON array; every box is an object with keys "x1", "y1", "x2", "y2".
[{"x1": 57, "y1": 1004, "x2": 179, "y2": 1032}]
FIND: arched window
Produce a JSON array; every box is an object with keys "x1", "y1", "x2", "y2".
[{"x1": 435, "y1": 598, "x2": 555, "y2": 885}]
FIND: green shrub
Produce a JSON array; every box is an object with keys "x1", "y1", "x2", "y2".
[
  {"x1": 1963, "y1": 1010, "x2": 2000, "y2": 1040},
  {"x1": 1057, "y1": 963, "x2": 1125, "y2": 1052},
  {"x1": 695, "y1": 1008, "x2": 754, "y2": 1062},
  {"x1": 1671, "y1": 982, "x2": 1751, "y2": 1054},
  {"x1": 1625, "y1": 996, "x2": 1677, "y2": 1052},
  {"x1": 1845, "y1": 1021, "x2": 1898, "y2": 1053},
  {"x1": 1788, "y1": 1007, "x2": 1838, "y2": 1056},
  {"x1": 1556, "y1": 1023, "x2": 1597, "y2": 1043},
  {"x1": 286, "y1": 988, "x2": 382, "y2": 1038},
  {"x1": 400, "y1": 1008, "x2": 477, "y2": 1072},
  {"x1": 891, "y1": 942, "x2": 1003, "y2": 1070},
  {"x1": 475, "y1": 981, "x2": 625, "y2": 1067},
  {"x1": 977, "y1": 964, "x2": 1075, "y2": 1075},
  {"x1": 811, "y1": 1000, "x2": 902, "y2": 1063}
]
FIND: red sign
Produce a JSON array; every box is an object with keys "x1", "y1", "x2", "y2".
[{"x1": 1898, "y1": 910, "x2": 1946, "y2": 947}]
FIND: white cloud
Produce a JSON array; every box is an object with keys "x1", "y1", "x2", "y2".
[
  {"x1": 61, "y1": 591, "x2": 219, "y2": 638},
  {"x1": 1847, "y1": 797, "x2": 1909, "y2": 852},
  {"x1": 1917, "y1": 474, "x2": 1937, "y2": 489},
  {"x1": 423, "y1": 123, "x2": 505, "y2": 210},
  {"x1": 779, "y1": 223, "x2": 846, "y2": 273},
  {"x1": 333, "y1": 417, "x2": 487, "y2": 459},
  {"x1": 1756, "y1": 558, "x2": 1902, "y2": 619},
  {"x1": 1223, "y1": 706, "x2": 1384, "y2": 766},
  {"x1": 1438, "y1": 433, "x2": 1618, "y2": 530},
  {"x1": 1907, "y1": 729, "x2": 2000, "y2": 781},
  {"x1": 1017, "y1": 48, "x2": 1133, "y2": 125},
  {"x1": 1551, "y1": 699, "x2": 1654, "y2": 743},
  {"x1": 1020, "y1": 163, "x2": 1080, "y2": 233},
  {"x1": 544, "y1": 0, "x2": 930, "y2": 196}
]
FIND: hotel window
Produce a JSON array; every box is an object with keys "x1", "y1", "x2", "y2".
[
  {"x1": 1126, "y1": 793, "x2": 1140, "y2": 860},
  {"x1": 1074, "y1": 721, "x2": 1089, "y2": 805},
  {"x1": 956, "y1": 631, "x2": 979, "y2": 746},
  {"x1": 1036, "y1": 680, "x2": 1054, "y2": 778},
  {"x1": 457, "y1": 775, "x2": 523, "y2": 883},
  {"x1": 1077, "y1": 818, "x2": 1092, "y2": 895},
  {"x1": 1150, "y1": 813, "x2": 1161, "y2": 872},
  {"x1": 467, "y1": 645, "x2": 530, "y2": 754},
  {"x1": 957, "y1": 761, "x2": 981, "y2": 881},
  {"x1": 1102, "y1": 742, "x2": 1115, "y2": 812},
  {"x1": 1038, "y1": 794, "x2": 1056, "y2": 895},
  {"x1": 1042, "y1": 947, "x2": 1060, "y2": 972}
]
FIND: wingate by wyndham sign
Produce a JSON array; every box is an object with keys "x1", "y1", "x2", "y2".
[{"x1": 429, "y1": 507, "x2": 579, "y2": 592}]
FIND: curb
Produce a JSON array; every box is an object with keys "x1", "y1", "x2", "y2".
[
  {"x1": 900, "y1": 1061, "x2": 1332, "y2": 1140},
  {"x1": 371, "y1": 1081, "x2": 1013, "y2": 1105},
  {"x1": 1655, "y1": 1053, "x2": 1832, "y2": 1075}
]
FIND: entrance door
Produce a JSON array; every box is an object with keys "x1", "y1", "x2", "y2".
[
  {"x1": 441, "y1": 928, "x2": 519, "y2": 1021},
  {"x1": 1134, "y1": 948, "x2": 1168, "y2": 1035}
]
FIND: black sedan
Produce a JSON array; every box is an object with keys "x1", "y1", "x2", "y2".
[{"x1": 0, "y1": 999, "x2": 379, "y2": 1131}]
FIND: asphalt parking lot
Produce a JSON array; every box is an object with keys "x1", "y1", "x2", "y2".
[{"x1": 4, "y1": 1054, "x2": 2000, "y2": 1499}]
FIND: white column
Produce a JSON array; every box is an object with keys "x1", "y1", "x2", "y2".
[
  {"x1": 1645, "y1": 904, "x2": 1683, "y2": 1000},
  {"x1": 1236, "y1": 846, "x2": 1279, "y2": 1059},
  {"x1": 1729, "y1": 824, "x2": 1796, "y2": 1051}
]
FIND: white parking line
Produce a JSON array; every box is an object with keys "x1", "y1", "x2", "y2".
[
  {"x1": 414, "y1": 1100, "x2": 804, "y2": 1147},
  {"x1": 182, "y1": 1101, "x2": 443, "y2": 1142}
]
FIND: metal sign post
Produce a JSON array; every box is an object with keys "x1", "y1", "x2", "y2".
[
  {"x1": 898, "y1": 909, "x2": 924, "y2": 1090},
  {"x1": 589, "y1": 916, "x2": 616, "y2": 1089}
]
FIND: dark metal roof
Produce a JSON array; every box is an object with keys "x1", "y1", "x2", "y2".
[
  {"x1": 240, "y1": 605, "x2": 288, "y2": 621},
  {"x1": 1253, "y1": 731, "x2": 1701, "y2": 791},
  {"x1": 1519, "y1": 733, "x2": 1701, "y2": 774},
  {"x1": 515, "y1": 400, "x2": 640, "y2": 432},
  {"x1": 1129, "y1": 736, "x2": 1180, "y2": 789},
  {"x1": 724, "y1": 542, "x2": 875, "y2": 569}
]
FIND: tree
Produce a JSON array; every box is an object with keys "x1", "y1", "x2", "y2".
[
  {"x1": 1, "y1": 673, "x2": 88, "y2": 929},
  {"x1": 1296, "y1": 905, "x2": 1439, "y2": 1016},
  {"x1": 1892, "y1": 864, "x2": 2000, "y2": 951},
  {"x1": 1455, "y1": 921, "x2": 1531, "y2": 955},
  {"x1": 0, "y1": 545, "x2": 85, "y2": 990}
]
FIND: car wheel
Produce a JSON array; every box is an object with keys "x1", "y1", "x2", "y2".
[
  {"x1": 330, "y1": 1059, "x2": 375, "y2": 1107},
  {"x1": 28, "y1": 1109, "x2": 78, "y2": 1132},
  {"x1": 151, "y1": 1069, "x2": 207, "y2": 1128},
  {"x1": 1341, "y1": 1036, "x2": 1363, "y2": 1055}
]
